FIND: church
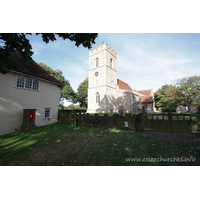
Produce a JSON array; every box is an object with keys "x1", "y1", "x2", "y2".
[{"x1": 87, "y1": 43, "x2": 155, "y2": 113}]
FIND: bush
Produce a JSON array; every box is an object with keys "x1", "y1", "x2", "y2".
[{"x1": 161, "y1": 105, "x2": 177, "y2": 113}]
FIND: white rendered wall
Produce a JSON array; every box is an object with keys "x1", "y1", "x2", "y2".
[{"x1": 0, "y1": 72, "x2": 61, "y2": 135}]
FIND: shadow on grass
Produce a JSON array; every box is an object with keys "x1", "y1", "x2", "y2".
[
  {"x1": 0, "y1": 123, "x2": 200, "y2": 166},
  {"x1": 0, "y1": 123, "x2": 68, "y2": 164}
]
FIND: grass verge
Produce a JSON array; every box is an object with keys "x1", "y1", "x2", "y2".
[{"x1": 0, "y1": 123, "x2": 200, "y2": 166}]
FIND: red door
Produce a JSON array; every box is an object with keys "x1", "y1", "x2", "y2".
[{"x1": 29, "y1": 111, "x2": 34, "y2": 122}]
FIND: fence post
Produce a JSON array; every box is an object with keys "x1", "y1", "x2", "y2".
[
  {"x1": 169, "y1": 112, "x2": 173, "y2": 134},
  {"x1": 74, "y1": 111, "x2": 77, "y2": 126},
  {"x1": 197, "y1": 106, "x2": 200, "y2": 131},
  {"x1": 58, "y1": 110, "x2": 63, "y2": 123},
  {"x1": 142, "y1": 106, "x2": 145, "y2": 131}
]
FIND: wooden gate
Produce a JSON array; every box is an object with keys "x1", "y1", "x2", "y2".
[{"x1": 144, "y1": 113, "x2": 200, "y2": 134}]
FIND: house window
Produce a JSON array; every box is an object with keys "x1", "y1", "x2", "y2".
[
  {"x1": 16, "y1": 75, "x2": 25, "y2": 88},
  {"x1": 16, "y1": 75, "x2": 39, "y2": 91},
  {"x1": 33, "y1": 79, "x2": 39, "y2": 90},
  {"x1": 96, "y1": 93, "x2": 100, "y2": 103},
  {"x1": 96, "y1": 58, "x2": 99, "y2": 67},
  {"x1": 25, "y1": 78, "x2": 32, "y2": 89},
  {"x1": 44, "y1": 108, "x2": 51, "y2": 118}
]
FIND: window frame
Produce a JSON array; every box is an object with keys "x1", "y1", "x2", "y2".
[
  {"x1": 15, "y1": 75, "x2": 40, "y2": 91},
  {"x1": 96, "y1": 93, "x2": 100, "y2": 104},
  {"x1": 96, "y1": 58, "x2": 99, "y2": 67},
  {"x1": 44, "y1": 107, "x2": 51, "y2": 119},
  {"x1": 110, "y1": 58, "x2": 113, "y2": 68},
  {"x1": 25, "y1": 77, "x2": 33, "y2": 90},
  {"x1": 16, "y1": 75, "x2": 25, "y2": 88}
]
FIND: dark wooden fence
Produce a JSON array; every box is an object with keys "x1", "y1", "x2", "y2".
[
  {"x1": 58, "y1": 108, "x2": 200, "y2": 134},
  {"x1": 145, "y1": 113, "x2": 200, "y2": 133},
  {"x1": 58, "y1": 110, "x2": 143, "y2": 131}
]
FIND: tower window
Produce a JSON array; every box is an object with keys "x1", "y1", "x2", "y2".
[
  {"x1": 96, "y1": 92, "x2": 100, "y2": 103},
  {"x1": 110, "y1": 58, "x2": 113, "y2": 68},
  {"x1": 96, "y1": 58, "x2": 99, "y2": 67}
]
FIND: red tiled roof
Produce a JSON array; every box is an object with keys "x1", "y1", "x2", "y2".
[
  {"x1": 1, "y1": 51, "x2": 65, "y2": 86},
  {"x1": 117, "y1": 79, "x2": 132, "y2": 90},
  {"x1": 139, "y1": 95, "x2": 153, "y2": 103},
  {"x1": 135, "y1": 89, "x2": 151, "y2": 95}
]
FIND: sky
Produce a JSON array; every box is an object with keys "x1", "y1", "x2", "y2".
[{"x1": 26, "y1": 33, "x2": 200, "y2": 106}]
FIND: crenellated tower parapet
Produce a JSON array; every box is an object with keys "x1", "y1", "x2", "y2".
[{"x1": 89, "y1": 43, "x2": 117, "y2": 58}]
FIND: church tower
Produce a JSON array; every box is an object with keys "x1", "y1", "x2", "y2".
[{"x1": 87, "y1": 43, "x2": 117, "y2": 113}]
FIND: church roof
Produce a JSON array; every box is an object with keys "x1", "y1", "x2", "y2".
[
  {"x1": 117, "y1": 79, "x2": 132, "y2": 90},
  {"x1": 135, "y1": 89, "x2": 152, "y2": 95},
  {"x1": 135, "y1": 89, "x2": 153, "y2": 103},
  {"x1": 1, "y1": 51, "x2": 65, "y2": 86},
  {"x1": 139, "y1": 95, "x2": 153, "y2": 103},
  {"x1": 117, "y1": 81, "x2": 153, "y2": 102}
]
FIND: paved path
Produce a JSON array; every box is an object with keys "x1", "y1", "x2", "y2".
[{"x1": 138, "y1": 131, "x2": 200, "y2": 142}]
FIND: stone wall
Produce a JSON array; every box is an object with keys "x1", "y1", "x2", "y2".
[
  {"x1": 188, "y1": 104, "x2": 199, "y2": 112},
  {"x1": 87, "y1": 43, "x2": 118, "y2": 113},
  {"x1": 87, "y1": 43, "x2": 154, "y2": 114}
]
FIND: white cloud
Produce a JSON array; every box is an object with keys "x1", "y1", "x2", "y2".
[
  {"x1": 150, "y1": 57, "x2": 194, "y2": 68},
  {"x1": 29, "y1": 33, "x2": 200, "y2": 96},
  {"x1": 117, "y1": 51, "x2": 196, "y2": 92},
  {"x1": 73, "y1": 65, "x2": 88, "y2": 76},
  {"x1": 61, "y1": 61, "x2": 87, "y2": 76},
  {"x1": 31, "y1": 38, "x2": 70, "y2": 56}
]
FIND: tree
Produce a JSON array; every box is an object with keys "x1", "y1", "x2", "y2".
[
  {"x1": 39, "y1": 63, "x2": 75, "y2": 102},
  {"x1": 65, "y1": 104, "x2": 83, "y2": 110},
  {"x1": 175, "y1": 75, "x2": 200, "y2": 105},
  {"x1": 154, "y1": 84, "x2": 181, "y2": 112},
  {"x1": 0, "y1": 33, "x2": 98, "y2": 74},
  {"x1": 75, "y1": 78, "x2": 88, "y2": 108},
  {"x1": 154, "y1": 75, "x2": 200, "y2": 112}
]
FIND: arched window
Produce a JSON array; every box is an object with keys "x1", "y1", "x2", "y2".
[
  {"x1": 110, "y1": 58, "x2": 113, "y2": 68},
  {"x1": 96, "y1": 58, "x2": 99, "y2": 67},
  {"x1": 96, "y1": 92, "x2": 100, "y2": 103}
]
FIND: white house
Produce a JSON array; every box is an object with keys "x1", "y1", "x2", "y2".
[
  {"x1": 87, "y1": 43, "x2": 154, "y2": 113},
  {"x1": 0, "y1": 51, "x2": 64, "y2": 135}
]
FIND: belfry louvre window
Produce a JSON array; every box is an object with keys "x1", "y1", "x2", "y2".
[
  {"x1": 96, "y1": 93, "x2": 100, "y2": 103},
  {"x1": 96, "y1": 58, "x2": 99, "y2": 67},
  {"x1": 110, "y1": 58, "x2": 113, "y2": 68},
  {"x1": 16, "y1": 75, "x2": 39, "y2": 91}
]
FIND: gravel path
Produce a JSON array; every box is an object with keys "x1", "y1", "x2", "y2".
[{"x1": 138, "y1": 131, "x2": 200, "y2": 142}]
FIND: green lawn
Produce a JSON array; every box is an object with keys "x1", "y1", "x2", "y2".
[
  {"x1": 89, "y1": 113, "x2": 114, "y2": 116},
  {"x1": 0, "y1": 123, "x2": 199, "y2": 166}
]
